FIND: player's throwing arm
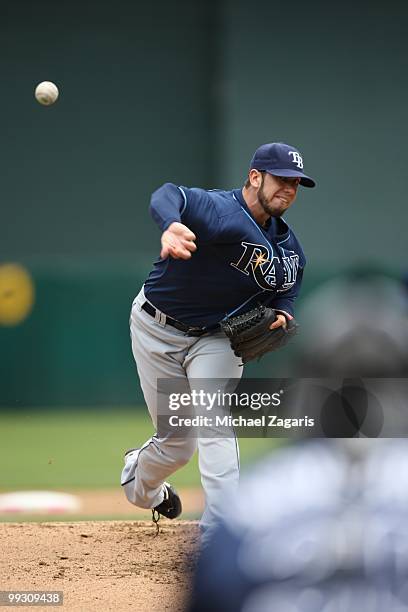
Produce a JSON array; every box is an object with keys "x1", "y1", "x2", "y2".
[{"x1": 160, "y1": 222, "x2": 197, "y2": 260}]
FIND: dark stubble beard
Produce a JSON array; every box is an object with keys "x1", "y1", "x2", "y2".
[{"x1": 257, "y1": 173, "x2": 284, "y2": 218}]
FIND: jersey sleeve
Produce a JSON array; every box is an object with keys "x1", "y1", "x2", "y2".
[
  {"x1": 269, "y1": 264, "x2": 305, "y2": 318},
  {"x1": 149, "y1": 182, "x2": 220, "y2": 242},
  {"x1": 149, "y1": 182, "x2": 185, "y2": 231}
]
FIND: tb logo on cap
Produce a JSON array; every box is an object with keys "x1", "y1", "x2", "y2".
[{"x1": 288, "y1": 151, "x2": 303, "y2": 168}]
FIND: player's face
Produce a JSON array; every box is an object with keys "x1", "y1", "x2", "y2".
[{"x1": 257, "y1": 172, "x2": 300, "y2": 218}]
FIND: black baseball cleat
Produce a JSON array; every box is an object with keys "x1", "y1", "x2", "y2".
[{"x1": 153, "y1": 482, "x2": 182, "y2": 520}]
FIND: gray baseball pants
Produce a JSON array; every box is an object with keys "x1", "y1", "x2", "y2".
[{"x1": 121, "y1": 287, "x2": 243, "y2": 533}]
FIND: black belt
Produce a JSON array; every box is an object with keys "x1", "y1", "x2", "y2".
[{"x1": 142, "y1": 302, "x2": 215, "y2": 337}]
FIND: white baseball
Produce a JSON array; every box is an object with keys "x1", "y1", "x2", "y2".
[{"x1": 34, "y1": 81, "x2": 59, "y2": 106}]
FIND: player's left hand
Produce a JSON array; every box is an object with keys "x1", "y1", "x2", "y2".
[
  {"x1": 221, "y1": 306, "x2": 298, "y2": 364},
  {"x1": 269, "y1": 314, "x2": 287, "y2": 330}
]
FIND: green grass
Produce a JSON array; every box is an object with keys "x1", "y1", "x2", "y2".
[{"x1": 0, "y1": 409, "x2": 283, "y2": 490}]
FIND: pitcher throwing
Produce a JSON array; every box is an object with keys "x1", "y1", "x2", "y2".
[{"x1": 120, "y1": 142, "x2": 316, "y2": 540}]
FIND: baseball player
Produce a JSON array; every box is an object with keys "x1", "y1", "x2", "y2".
[
  {"x1": 188, "y1": 273, "x2": 408, "y2": 611},
  {"x1": 188, "y1": 439, "x2": 408, "y2": 612},
  {"x1": 121, "y1": 142, "x2": 316, "y2": 537}
]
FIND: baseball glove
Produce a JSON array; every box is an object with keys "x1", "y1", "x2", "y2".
[{"x1": 220, "y1": 305, "x2": 298, "y2": 364}]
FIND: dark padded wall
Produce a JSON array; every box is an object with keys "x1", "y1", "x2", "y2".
[
  {"x1": 1, "y1": 0, "x2": 407, "y2": 406},
  {"x1": 0, "y1": 0, "x2": 216, "y2": 259},
  {"x1": 0, "y1": 0, "x2": 218, "y2": 405},
  {"x1": 217, "y1": 0, "x2": 408, "y2": 268}
]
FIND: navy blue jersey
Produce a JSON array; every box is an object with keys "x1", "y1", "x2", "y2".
[
  {"x1": 188, "y1": 440, "x2": 408, "y2": 612},
  {"x1": 144, "y1": 183, "x2": 306, "y2": 327}
]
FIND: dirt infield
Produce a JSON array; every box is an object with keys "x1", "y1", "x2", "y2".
[
  {"x1": 0, "y1": 520, "x2": 200, "y2": 611},
  {"x1": 73, "y1": 487, "x2": 204, "y2": 517},
  {"x1": 0, "y1": 487, "x2": 204, "y2": 519}
]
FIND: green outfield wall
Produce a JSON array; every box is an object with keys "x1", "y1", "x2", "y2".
[{"x1": 0, "y1": 0, "x2": 407, "y2": 406}]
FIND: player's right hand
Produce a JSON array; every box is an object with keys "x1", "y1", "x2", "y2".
[{"x1": 160, "y1": 222, "x2": 197, "y2": 260}]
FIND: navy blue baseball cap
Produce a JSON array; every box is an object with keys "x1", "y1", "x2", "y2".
[{"x1": 250, "y1": 142, "x2": 316, "y2": 188}]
